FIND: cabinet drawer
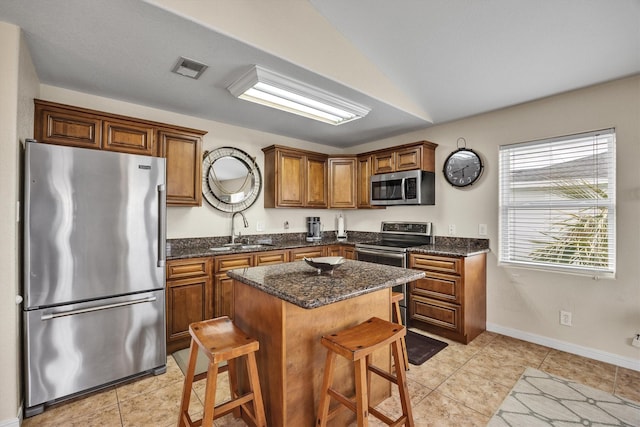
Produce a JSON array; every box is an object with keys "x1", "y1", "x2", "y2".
[
  {"x1": 254, "y1": 250, "x2": 289, "y2": 266},
  {"x1": 290, "y1": 247, "x2": 325, "y2": 261},
  {"x1": 410, "y1": 295, "x2": 461, "y2": 333},
  {"x1": 412, "y1": 273, "x2": 462, "y2": 303},
  {"x1": 166, "y1": 257, "x2": 212, "y2": 279},
  {"x1": 215, "y1": 254, "x2": 253, "y2": 272},
  {"x1": 410, "y1": 254, "x2": 462, "y2": 275}
]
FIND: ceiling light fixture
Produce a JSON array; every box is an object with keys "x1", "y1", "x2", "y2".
[
  {"x1": 172, "y1": 57, "x2": 208, "y2": 79},
  {"x1": 227, "y1": 65, "x2": 370, "y2": 125}
]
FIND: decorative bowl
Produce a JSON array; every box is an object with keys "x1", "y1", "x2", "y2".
[{"x1": 303, "y1": 256, "x2": 345, "y2": 274}]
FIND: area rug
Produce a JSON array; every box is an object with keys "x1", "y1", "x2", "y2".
[
  {"x1": 405, "y1": 330, "x2": 448, "y2": 365},
  {"x1": 488, "y1": 367, "x2": 640, "y2": 426},
  {"x1": 172, "y1": 347, "x2": 210, "y2": 376}
]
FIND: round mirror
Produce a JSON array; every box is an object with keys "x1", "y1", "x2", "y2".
[{"x1": 202, "y1": 147, "x2": 262, "y2": 212}]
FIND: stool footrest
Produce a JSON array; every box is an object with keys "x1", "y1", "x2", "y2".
[
  {"x1": 368, "y1": 363, "x2": 398, "y2": 385},
  {"x1": 212, "y1": 391, "x2": 254, "y2": 418}
]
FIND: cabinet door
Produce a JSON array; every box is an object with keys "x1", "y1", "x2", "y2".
[
  {"x1": 396, "y1": 146, "x2": 422, "y2": 171},
  {"x1": 290, "y1": 247, "x2": 326, "y2": 261},
  {"x1": 305, "y1": 155, "x2": 328, "y2": 207},
  {"x1": 158, "y1": 130, "x2": 202, "y2": 207},
  {"x1": 214, "y1": 273, "x2": 235, "y2": 319},
  {"x1": 35, "y1": 102, "x2": 102, "y2": 149},
  {"x1": 103, "y1": 119, "x2": 154, "y2": 155},
  {"x1": 166, "y1": 275, "x2": 213, "y2": 352},
  {"x1": 326, "y1": 245, "x2": 342, "y2": 257},
  {"x1": 342, "y1": 246, "x2": 356, "y2": 260},
  {"x1": 328, "y1": 157, "x2": 357, "y2": 209},
  {"x1": 357, "y1": 155, "x2": 373, "y2": 208},
  {"x1": 372, "y1": 151, "x2": 395, "y2": 174},
  {"x1": 277, "y1": 150, "x2": 306, "y2": 207}
]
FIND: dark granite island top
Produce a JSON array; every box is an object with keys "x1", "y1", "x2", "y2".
[{"x1": 227, "y1": 259, "x2": 426, "y2": 309}]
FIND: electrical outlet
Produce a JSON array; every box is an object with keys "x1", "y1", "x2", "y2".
[
  {"x1": 284, "y1": 221, "x2": 289, "y2": 229},
  {"x1": 632, "y1": 334, "x2": 640, "y2": 348},
  {"x1": 560, "y1": 310, "x2": 572, "y2": 326},
  {"x1": 478, "y1": 223, "x2": 487, "y2": 236},
  {"x1": 448, "y1": 224, "x2": 456, "y2": 235},
  {"x1": 256, "y1": 220, "x2": 265, "y2": 232}
]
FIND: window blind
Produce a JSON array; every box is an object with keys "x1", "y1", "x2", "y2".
[{"x1": 498, "y1": 129, "x2": 616, "y2": 276}]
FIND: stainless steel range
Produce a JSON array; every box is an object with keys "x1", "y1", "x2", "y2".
[{"x1": 355, "y1": 221, "x2": 432, "y2": 325}]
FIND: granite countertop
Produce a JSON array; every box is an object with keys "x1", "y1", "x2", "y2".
[
  {"x1": 167, "y1": 232, "x2": 489, "y2": 260},
  {"x1": 227, "y1": 259, "x2": 425, "y2": 309}
]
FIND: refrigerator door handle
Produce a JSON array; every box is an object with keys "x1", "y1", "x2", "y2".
[
  {"x1": 40, "y1": 296, "x2": 157, "y2": 320},
  {"x1": 158, "y1": 183, "x2": 166, "y2": 267}
]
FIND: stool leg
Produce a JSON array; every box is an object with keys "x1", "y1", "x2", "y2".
[
  {"x1": 391, "y1": 339, "x2": 414, "y2": 427},
  {"x1": 354, "y1": 358, "x2": 369, "y2": 427},
  {"x1": 227, "y1": 358, "x2": 241, "y2": 419},
  {"x1": 177, "y1": 340, "x2": 199, "y2": 427},
  {"x1": 201, "y1": 361, "x2": 220, "y2": 427},
  {"x1": 393, "y1": 301, "x2": 409, "y2": 371},
  {"x1": 316, "y1": 350, "x2": 337, "y2": 427},
  {"x1": 246, "y1": 351, "x2": 267, "y2": 427}
]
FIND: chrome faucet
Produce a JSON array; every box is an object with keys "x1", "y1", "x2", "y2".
[{"x1": 231, "y1": 211, "x2": 249, "y2": 245}]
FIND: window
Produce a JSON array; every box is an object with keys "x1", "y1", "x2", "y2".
[{"x1": 499, "y1": 129, "x2": 616, "y2": 276}]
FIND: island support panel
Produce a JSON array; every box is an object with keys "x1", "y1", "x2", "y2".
[{"x1": 233, "y1": 280, "x2": 392, "y2": 427}]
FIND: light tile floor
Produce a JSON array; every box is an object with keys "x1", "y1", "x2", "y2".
[{"x1": 22, "y1": 330, "x2": 640, "y2": 426}]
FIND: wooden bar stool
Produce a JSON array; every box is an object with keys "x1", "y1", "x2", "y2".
[
  {"x1": 391, "y1": 291, "x2": 410, "y2": 370},
  {"x1": 316, "y1": 317, "x2": 414, "y2": 427},
  {"x1": 177, "y1": 316, "x2": 266, "y2": 427}
]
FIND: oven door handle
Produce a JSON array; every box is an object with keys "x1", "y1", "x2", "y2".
[{"x1": 355, "y1": 247, "x2": 407, "y2": 259}]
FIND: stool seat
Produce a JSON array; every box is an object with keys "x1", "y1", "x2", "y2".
[
  {"x1": 317, "y1": 317, "x2": 414, "y2": 427},
  {"x1": 178, "y1": 316, "x2": 266, "y2": 427}
]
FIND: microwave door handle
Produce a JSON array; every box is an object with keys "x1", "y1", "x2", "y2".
[{"x1": 401, "y1": 178, "x2": 406, "y2": 200}]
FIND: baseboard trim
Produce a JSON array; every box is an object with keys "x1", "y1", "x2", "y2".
[
  {"x1": 486, "y1": 322, "x2": 640, "y2": 372},
  {"x1": 0, "y1": 416, "x2": 20, "y2": 427}
]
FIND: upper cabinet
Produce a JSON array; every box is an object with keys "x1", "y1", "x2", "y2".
[
  {"x1": 328, "y1": 157, "x2": 357, "y2": 209},
  {"x1": 34, "y1": 100, "x2": 206, "y2": 206},
  {"x1": 262, "y1": 145, "x2": 327, "y2": 208},
  {"x1": 368, "y1": 141, "x2": 437, "y2": 174}
]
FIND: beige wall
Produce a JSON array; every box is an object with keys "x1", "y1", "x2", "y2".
[
  {"x1": 348, "y1": 76, "x2": 640, "y2": 368},
  {"x1": 0, "y1": 21, "x2": 39, "y2": 424},
  {"x1": 41, "y1": 77, "x2": 640, "y2": 370}
]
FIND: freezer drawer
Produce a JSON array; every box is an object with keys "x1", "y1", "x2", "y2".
[{"x1": 24, "y1": 290, "x2": 166, "y2": 412}]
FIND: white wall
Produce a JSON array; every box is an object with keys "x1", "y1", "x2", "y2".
[
  {"x1": 348, "y1": 76, "x2": 640, "y2": 368},
  {"x1": 0, "y1": 21, "x2": 39, "y2": 425}
]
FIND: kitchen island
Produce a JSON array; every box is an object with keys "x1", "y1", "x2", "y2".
[{"x1": 227, "y1": 259, "x2": 425, "y2": 427}]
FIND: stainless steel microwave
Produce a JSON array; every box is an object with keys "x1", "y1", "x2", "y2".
[{"x1": 370, "y1": 169, "x2": 435, "y2": 206}]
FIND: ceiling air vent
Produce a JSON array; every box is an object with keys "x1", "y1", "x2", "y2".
[{"x1": 171, "y1": 57, "x2": 208, "y2": 79}]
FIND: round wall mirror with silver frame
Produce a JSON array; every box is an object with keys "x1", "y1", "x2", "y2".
[{"x1": 202, "y1": 147, "x2": 262, "y2": 212}]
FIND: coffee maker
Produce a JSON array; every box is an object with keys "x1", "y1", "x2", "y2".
[{"x1": 306, "y1": 216, "x2": 322, "y2": 242}]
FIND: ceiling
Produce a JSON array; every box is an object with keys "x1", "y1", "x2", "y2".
[{"x1": 1, "y1": 0, "x2": 638, "y2": 148}]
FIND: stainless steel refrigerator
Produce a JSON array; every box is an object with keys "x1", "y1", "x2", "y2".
[{"x1": 23, "y1": 141, "x2": 167, "y2": 417}]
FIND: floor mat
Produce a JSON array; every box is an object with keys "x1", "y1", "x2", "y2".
[
  {"x1": 488, "y1": 367, "x2": 640, "y2": 426},
  {"x1": 172, "y1": 347, "x2": 211, "y2": 376},
  {"x1": 405, "y1": 330, "x2": 448, "y2": 365}
]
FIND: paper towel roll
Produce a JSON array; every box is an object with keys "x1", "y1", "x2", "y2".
[{"x1": 338, "y1": 215, "x2": 345, "y2": 236}]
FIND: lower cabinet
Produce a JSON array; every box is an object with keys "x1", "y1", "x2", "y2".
[
  {"x1": 214, "y1": 253, "x2": 253, "y2": 319},
  {"x1": 165, "y1": 257, "x2": 213, "y2": 354},
  {"x1": 327, "y1": 244, "x2": 356, "y2": 259},
  {"x1": 408, "y1": 252, "x2": 486, "y2": 344},
  {"x1": 290, "y1": 246, "x2": 326, "y2": 261}
]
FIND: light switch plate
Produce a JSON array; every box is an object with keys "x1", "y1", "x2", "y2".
[{"x1": 478, "y1": 223, "x2": 487, "y2": 236}]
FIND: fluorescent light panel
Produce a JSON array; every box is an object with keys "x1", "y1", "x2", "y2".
[{"x1": 227, "y1": 65, "x2": 370, "y2": 125}]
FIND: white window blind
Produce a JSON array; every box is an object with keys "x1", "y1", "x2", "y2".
[{"x1": 499, "y1": 129, "x2": 616, "y2": 276}]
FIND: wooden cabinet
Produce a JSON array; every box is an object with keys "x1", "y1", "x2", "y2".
[
  {"x1": 262, "y1": 145, "x2": 327, "y2": 208},
  {"x1": 214, "y1": 253, "x2": 253, "y2": 319},
  {"x1": 408, "y1": 252, "x2": 486, "y2": 344},
  {"x1": 327, "y1": 244, "x2": 356, "y2": 259},
  {"x1": 34, "y1": 99, "x2": 206, "y2": 206},
  {"x1": 165, "y1": 257, "x2": 213, "y2": 353},
  {"x1": 157, "y1": 130, "x2": 203, "y2": 206},
  {"x1": 328, "y1": 157, "x2": 357, "y2": 209},
  {"x1": 289, "y1": 246, "x2": 326, "y2": 261},
  {"x1": 254, "y1": 249, "x2": 289, "y2": 266},
  {"x1": 368, "y1": 141, "x2": 437, "y2": 175}
]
